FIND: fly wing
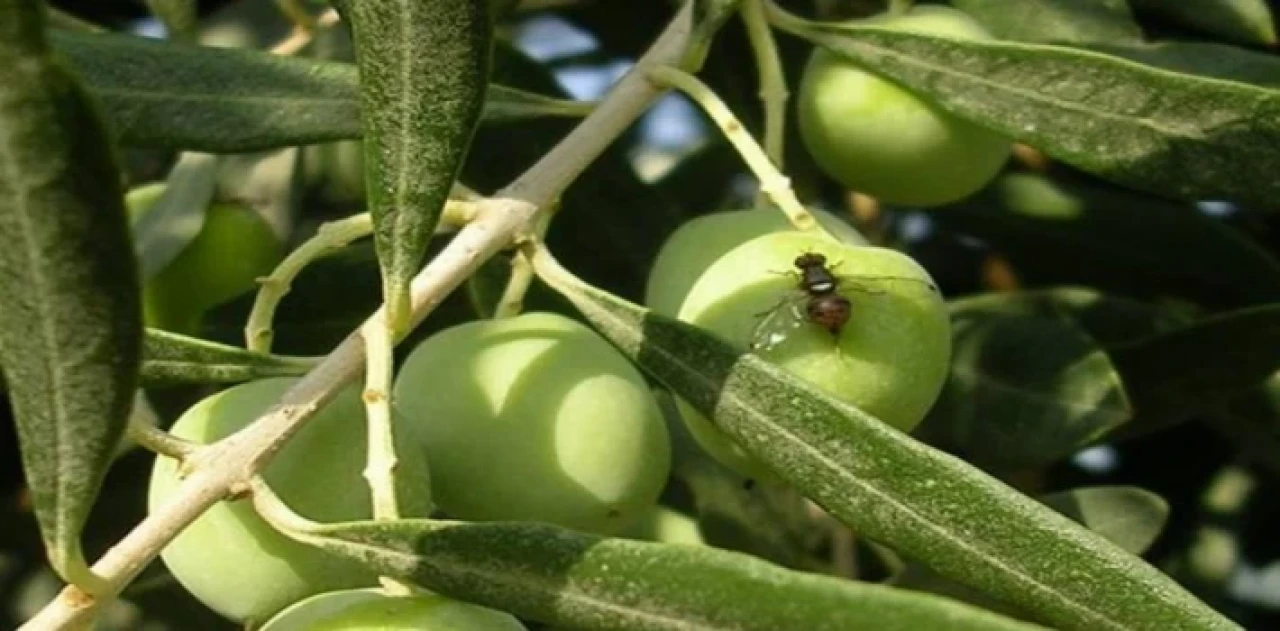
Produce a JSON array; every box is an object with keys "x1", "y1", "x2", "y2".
[{"x1": 749, "y1": 291, "x2": 809, "y2": 352}]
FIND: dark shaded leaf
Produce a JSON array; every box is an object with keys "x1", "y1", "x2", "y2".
[
  {"x1": 530, "y1": 248, "x2": 1234, "y2": 631},
  {"x1": 953, "y1": 0, "x2": 1142, "y2": 44},
  {"x1": 932, "y1": 167, "x2": 1280, "y2": 310},
  {"x1": 1130, "y1": 0, "x2": 1276, "y2": 46},
  {"x1": 272, "y1": 519, "x2": 1047, "y2": 631},
  {"x1": 768, "y1": 6, "x2": 1280, "y2": 208},
  {"x1": 1088, "y1": 41, "x2": 1280, "y2": 90},
  {"x1": 1111, "y1": 305, "x2": 1280, "y2": 424},
  {"x1": 0, "y1": 0, "x2": 141, "y2": 585},
  {"x1": 334, "y1": 0, "x2": 491, "y2": 329},
  {"x1": 914, "y1": 289, "x2": 1132, "y2": 471},
  {"x1": 50, "y1": 30, "x2": 588, "y2": 153},
  {"x1": 140, "y1": 329, "x2": 317, "y2": 387}
]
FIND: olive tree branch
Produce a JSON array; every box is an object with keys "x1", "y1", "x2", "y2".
[
  {"x1": 741, "y1": 0, "x2": 788, "y2": 168},
  {"x1": 19, "y1": 4, "x2": 695, "y2": 630}
]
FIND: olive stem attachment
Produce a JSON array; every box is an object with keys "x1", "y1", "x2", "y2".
[
  {"x1": 124, "y1": 391, "x2": 195, "y2": 455},
  {"x1": 361, "y1": 314, "x2": 401, "y2": 521},
  {"x1": 274, "y1": 0, "x2": 319, "y2": 32},
  {"x1": 741, "y1": 0, "x2": 789, "y2": 170},
  {"x1": 493, "y1": 207, "x2": 552, "y2": 319},
  {"x1": 647, "y1": 65, "x2": 822, "y2": 235},
  {"x1": 243, "y1": 200, "x2": 483, "y2": 353}
]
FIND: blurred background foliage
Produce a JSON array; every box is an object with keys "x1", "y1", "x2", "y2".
[{"x1": 4, "y1": 0, "x2": 1280, "y2": 628}]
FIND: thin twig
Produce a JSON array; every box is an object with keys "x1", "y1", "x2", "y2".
[
  {"x1": 648, "y1": 66, "x2": 820, "y2": 233},
  {"x1": 19, "y1": 5, "x2": 695, "y2": 629},
  {"x1": 741, "y1": 0, "x2": 789, "y2": 169}
]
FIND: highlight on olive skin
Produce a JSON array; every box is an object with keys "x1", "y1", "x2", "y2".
[
  {"x1": 393, "y1": 311, "x2": 672, "y2": 535},
  {"x1": 796, "y1": 5, "x2": 1013, "y2": 207}
]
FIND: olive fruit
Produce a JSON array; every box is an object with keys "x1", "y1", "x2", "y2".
[
  {"x1": 260, "y1": 588, "x2": 527, "y2": 631},
  {"x1": 623, "y1": 505, "x2": 706, "y2": 546},
  {"x1": 393, "y1": 312, "x2": 671, "y2": 535},
  {"x1": 796, "y1": 5, "x2": 1012, "y2": 207},
  {"x1": 147, "y1": 378, "x2": 433, "y2": 624},
  {"x1": 645, "y1": 207, "x2": 867, "y2": 317},
  {"x1": 125, "y1": 183, "x2": 284, "y2": 335},
  {"x1": 675, "y1": 231, "x2": 951, "y2": 479}
]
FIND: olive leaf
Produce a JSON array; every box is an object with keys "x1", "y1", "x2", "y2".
[
  {"x1": 265, "y1": 518, "x2": 1047, "y2": 631},
  {"x1": 768, "y1": 4, "x2": 1280, "y2": 209},
  {"x1": 50, "y1": 30, "x2": 589, "y2": 153},
  {"x1": 932, "y1": 169, "x2": 1280, "y2": 308},
  {"x1": 0, "y1": 0, "x2": 141, "y2": 587},
  {"x1": 333, "y1": 0, "x2": 491, "y2": 331},
  {"x1": 893, "y1": 485, "x2": 1171, "y2": 620},
  {"x1": 1129, "y1": 0, "x2": 1276, "y2": 46},
  {"x1": 141, "y1": 329, "x2": 318, "y2": 387},
  {"x1": 1086, "y1": 40, "x2": 1280, "y2": 90},
  {"x1": 952, "y1": 0, "x2": 1142, "y2": 44},
  {"x1": 1110, "y1": 304, "x2": 1280, "y2": 429},
  {"x1": 914, "y1": 289, "x2": 1132, "y2": 472},
  {"x1": 528, "y1": 247, "x2": 1235, "y2": 631}
]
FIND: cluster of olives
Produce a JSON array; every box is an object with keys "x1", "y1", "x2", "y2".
[{"x1": 145, "y1": 5, "x2": 991, "y2": 626}]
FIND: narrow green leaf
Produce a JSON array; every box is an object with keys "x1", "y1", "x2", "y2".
[
  {"x1": 893, "y1": 485, "x2": 1170, "y2": 620},
  {"x1": 914, "y1": 289, "x2": 1132, "y2": 471},
  {"x1": 143, "y1": 0, "x2": 198, "y2": 43},
  {"x1": 1110, "y1": 305, "x2": 1280, "y2": 423},
  {"x1": 334, "y1": 0, "x2": 491, "y2": 330},
  {"x1": 0, "y1": 0, "x2": 141, "y2": 587},
  {"x1": 1038, "y1": 486, "x2": 1170, "y2": 556},
  {"x1": 769, "y1": 6, "x2": 1280, "y2": 208},
  {"x1": 141, "y1": 329, "x2": 317, "y2": 387},
  {"x1": 1088, "y1": 41, "x2": 1280, "y2": 90},
  {"x1": 274, "y1": 518, "x2": 1047, "y2": 631},
  {"x1": 1130, "y1": 0, "x2": 1277, "y2": 46},
  {"x1": 49, "y1": 30, "x2": 587, "y2": 153},
  {"x1": 952, "y1": 0, "x2": 1143, "y2": 44},
  {"x1": 530, "y1": 249, "x2": 1236, "y2": 631},
  {"x1": 933, "y1": 170, "x2": 1280, "y2": 308}
]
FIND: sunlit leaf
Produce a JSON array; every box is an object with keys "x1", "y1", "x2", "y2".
[
  {"x1": 529, "y1": 247, "x2": 1234, "y2": 631},
  {"x1": 334, "y1": 0, "x2": 492, "y2": 330},
  {"x1": 269, "y1": 518, "x2": 1047, "y2": 631}
]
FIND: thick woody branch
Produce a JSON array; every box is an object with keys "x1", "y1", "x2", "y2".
[{"x1": 19, "y1": 4, "x2": 694, "y2": 629}]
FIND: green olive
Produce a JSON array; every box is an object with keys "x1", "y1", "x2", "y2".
[
  {"x1": 645, "y1": 207, "x2": 867, "y2": 318},
  {"x1": 126, "y1": 183, "x2": 284, "y2": 335},
  {"x1": 393, "y1": 312, "x2": 671, "y2": 535},
  {"x1": 797, "y1": 6, "x2": 1012, "y2": 207},
  {"x1": 147, "y1": 378, "x2": 433, "y2": 624},
  {"x1": 676, "y1": 231, "x2": 951, "y2": 479},
  {"x1": 260, "y1": 588, "x2": 527, "y2": 631}
]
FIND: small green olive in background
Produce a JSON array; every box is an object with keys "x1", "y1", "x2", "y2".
[
  {"x1": 260, "y1": 588, "x2": 527, "y2": 631},
  {"x1": 125, "y1": 182, "x2": 284, "y2": 335},
  {"x1": 797, "y1": 5, "x2": 1012, "y2": 207}
]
